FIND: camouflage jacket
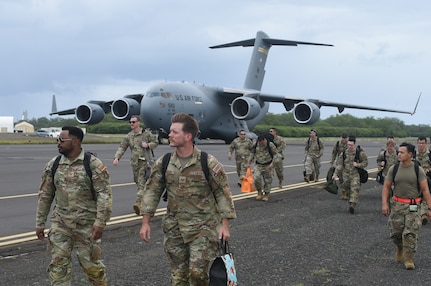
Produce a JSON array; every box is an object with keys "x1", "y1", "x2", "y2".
[
  {"x1": 376, "y1": 150, "x2": 398, "y2": 176},
  {"x1": 330, "y1": 140, "x2": 347, "y2": 165},
  {"x1": 141, "y1": 147, "x2": 236, "y2": 243},
  {"x1": 114, "y1": 129, "x2": 158, "y2": 166},
  {"x1": 416, "y1": 150, "x2": 431, "y2": 172},
  {"x1": 273, "y1": 136, "x2": 286, "y2": 159},
  {"x1": 228, "y1": 137, "x2": 253, "y2": 158},
  {"x1": 36, "y1": 150, "x2": 113, "y2": 229},
  {"x1": 249, "y1": 142, "x2": 279, "y2": 165},
  {"x1": 336, "y1": 147, "x2": 368, "y2": 177},
  {"x1": 305, "y1": 137, "x2": 324, "y2": 158}
]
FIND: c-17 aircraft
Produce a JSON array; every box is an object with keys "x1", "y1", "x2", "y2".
[{"x1": 51, "y1": 31, "x2": 419, "y2": 143}]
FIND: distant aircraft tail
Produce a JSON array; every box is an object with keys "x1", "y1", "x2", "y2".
[
  {"x1": 210, "y1": 31, "x2": 333, "y2": 91},
  {"x1": 51, "y1": 94, "x2": 57, "y2": 114}
]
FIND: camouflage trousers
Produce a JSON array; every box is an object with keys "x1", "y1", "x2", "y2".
[
  {"x1": 305, "y1": 155, "x2": 320, "y2": 178},
  {"x1": 163, "y1": 225, "x2": 218, "y2": 286},
  {"x1": 47, "y1": 221, "x2": 106, "y2": 286},
  {"x1": 341, "y1": 173, "x2": 361, "y2": 203},
  {"x1": 133, "y1": 159, "x2": 150, "y2": 205},
  {"x1": 388, "y1": 200, "x2": 422, "y2": 253},
  {"x1": 235, "y1": 155, "x2": 249, "y2": 179},
  {"x1": 273, "y1": 156, "x2": 284, "y2": 181},
  {"x1": 253, "y1": 164, "x2": 274, "y2": 194}
]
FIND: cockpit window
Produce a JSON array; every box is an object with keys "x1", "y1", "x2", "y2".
[{"x1": 146, "y1": 91, "x2": 173, "y2": 100}]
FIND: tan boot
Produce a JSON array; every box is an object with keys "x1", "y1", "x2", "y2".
[
  {"x1": 256, "y1": 190, "x2": 263, "y2": 200},
  {"x1": 278, "y1": 181, "x2": 283, "y2": 189},
  {"x1": 340, "y1": 191, "x2": 347, "y2": 200},
  {"x1": 314, "y1": 174, "x2": 319, "y2": 182},
  {"x1": 404, "y1": 251, "x2": 415, "y2": 270},
  {"x1": 262, "y1": 193, "x2": 269, "y2": 202},
  {"x1": 305, "y1": 174, "x2": 310, "y2": 183},
  {"x1": 396, "y1": 245, "x2": 403, "y2": 263}
]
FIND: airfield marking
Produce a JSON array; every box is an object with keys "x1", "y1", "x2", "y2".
[{"x1": 0, "y1": 168, "x2": 378, "y2": 248}]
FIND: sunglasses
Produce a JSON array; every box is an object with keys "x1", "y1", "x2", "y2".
[
  {"x1": 130, "y1": 121, "x2": 138, "y2": 124},
  {"x1": 56, "y1": 137, "x2": 73, "y2": 143},
  {"x1": 240, "y1": 133, "x2": 246, "y2": 135}
]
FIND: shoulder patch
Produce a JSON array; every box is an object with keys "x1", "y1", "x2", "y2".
[
  {"x1": 212, "y1": 162, "x2": 223, "y2": 174},
  {"x1": 98, "y1": 163, "x2": 107, "y2": 172}
]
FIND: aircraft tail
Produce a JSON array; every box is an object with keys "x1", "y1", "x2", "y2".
[
  {"x1": 51, "y1": 94, "x2": 57, "y2": 114},
  {"x1": 210, "y1": 31, "x2": 333, "y2": 91}
]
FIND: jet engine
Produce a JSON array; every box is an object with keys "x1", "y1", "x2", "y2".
[
  {"x1": 230, "y1": 97, "x2": 261, "y2": 120},
  {"x1": 76, "y1": 103, "x2": 105, "y2": 124},
  {"x1": 111, "y1": 98, "x2": 141, "y2": 120},
  {"x1": 293, "y1": 102, "x2": 321, "y2": 124}
]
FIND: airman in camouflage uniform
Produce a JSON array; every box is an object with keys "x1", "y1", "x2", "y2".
[
  {"x1": 377, "y1": 140, "x2": 398, "y2": 177},
  {"x1": 305, "y1": 129, "x2": 324, "y2": 182},
  {"x1": 382, "y1": 142, "x2": 431, "y2": 270},
  {"x1": 140, "y1": 113, "x2": 236, "y2": 286},
  {"x1": 113, "y1": 115, "x2": 158, "y2": 214},
  {"x1": 269, "y1": 128, "x2": 286, "y2": 188},
  {"x1": 334, "y1": 136, "x2": 368, "y2": 214},
  {"x1": 228, "y1": 130, "x2": 253, "y2": 186},
  {"x1": 36, "y1": 126, "x2": 112, "y2": 286},
  {"x1": 249, "y1": 134, "x2": 279, "y2": 201},
  {"x1": 330, "y1": 133, "x2": 348, "y2": 199},
  {"x1": 415, "y1": 136, "x2": 431, "y2": 225}
]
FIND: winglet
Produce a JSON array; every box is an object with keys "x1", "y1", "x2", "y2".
[{"x1": 410, "y1": 92, "x2": 421, "y2": 115}]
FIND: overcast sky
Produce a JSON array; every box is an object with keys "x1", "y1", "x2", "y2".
[{"x1": 1, "y1": 0, "x2": 430, "y2": 126}]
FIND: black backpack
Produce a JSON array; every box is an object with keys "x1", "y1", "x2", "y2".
[
  {"x1": 342, "y1": 146, "x2": 368, "y2": 183},
  {"x1": 161, "y1": 151, "x2": 210, "y2": 202},
  {"x1": 392, "y1": 160, "x2": 421, "y2": 193},
  {"x1": 51, "y1": 151, "x2": 96, "y2": 199},
  {"x1": 253, "y1": 133, "x2": 276, "y2": 158}
]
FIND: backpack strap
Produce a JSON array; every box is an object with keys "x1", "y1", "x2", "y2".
[
  {"x1": 51, "y1": 152, "x2": 95, "y2": 200},
  {"x1": 161, "y1": 151, "x2": 210, "y2": 202},
  {"x1": 392, "y1": 161, "x2": 420, "y2": 193}
]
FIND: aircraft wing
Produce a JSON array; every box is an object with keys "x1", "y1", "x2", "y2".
[{"x1": 306, "y1": 99, "x2": 415, "y2": 115}]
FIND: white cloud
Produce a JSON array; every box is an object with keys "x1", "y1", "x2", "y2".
[{"x1": 0, "y1": 0, "x2": 430, "y2": 125}]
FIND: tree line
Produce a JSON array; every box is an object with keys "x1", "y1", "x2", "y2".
[{"x1": 24, "y1": 113, "x2": 431, "y2": 138}]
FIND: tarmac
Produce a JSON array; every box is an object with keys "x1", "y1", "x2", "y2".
[{"x1": 3, "y1": 179, "x2": 431, "y2": 285}]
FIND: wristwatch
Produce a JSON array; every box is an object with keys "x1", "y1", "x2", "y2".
[{"x1": 428, "y1": 207, "x2": 431, "y2": 211}]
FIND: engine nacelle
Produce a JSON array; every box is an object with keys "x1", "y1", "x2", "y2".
[
  {"x1": 111, "y1": 98, "x2": 141, "y2": 120},
  {"x1": 230, "y1": 97, "x2": 261, "y2": 120},
  {"x1": 293, "y1": 102, "x2": 321, "y2": 124},
  {"x1": 76, "y1": 103, "x2": 105, "y2": 124}
]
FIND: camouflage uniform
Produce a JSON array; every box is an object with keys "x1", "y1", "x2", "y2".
[
  {"x1": 141, "y1": 148, "x2": 236, "y2": 286},
  {"x1": 305, "y1": 137, "x2": 324, "y2": 180},
  {"x1": 36, "y1": 150, "x2": 113, "y2": 286},
  {"x1": 386, "y1": 164, "x2": 427, "y2": 254},
  {"x1": 415, "y1": 150, "x2": 431, "y2": 222},
  {"x1": 228, "y1": 136, "x2": 253, "y2": 180},
  {"x1": 249, "y1": 141, "x2": 279, "y2": 197},
  {"x1": 272, "y1": 135, "x2": 286, "y2": 184},
  {"x1": 114, "y1": 128, "x2": 158, "y2": 204},
  {"x1": 330, "y1": 140, "x2": 348, "y2": 198},
  {"x1": 336, "y1": 147, "x2": 368, "y2": 208},
  {"x1": 376, "y1": 150, "x2": 398, "y2": 177}
]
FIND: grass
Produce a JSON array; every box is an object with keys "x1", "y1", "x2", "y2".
[{"x1": 0, "y1": 134, "x2": 123, "y2": 145}]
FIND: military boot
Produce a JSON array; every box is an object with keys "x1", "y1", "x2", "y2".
[
  {"x1": 256, "y1": 190, "x2": 263, "y2": 200},
  {"x1": 262, "y1": 192, "x2": 269, "y2": 202},
  {"x1": 349, "y1": 202, "x2": 356, "y2": 214},
  {"x1": 305, "y1": 174, "x2": 311, "y2": 183},
  {"x1": 340, "y1": 191, "x2": 347, "y2": 200},
  {"x1": 278, "y1": 180, "x2": 283, "y2": 189},
  {"x1": 314, "y1": 173, "x2": 319, "y2": 182},
  {"x1": 396, "y1": 245, "x2": 403, "y2": 263},
  {"x1": 404, "y1": 251, "x2": 415, "y2": 270}
]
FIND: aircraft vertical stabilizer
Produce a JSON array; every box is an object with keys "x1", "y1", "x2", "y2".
[
  {"x1": 51, "y1": 94, "x2": 57, "y2": 114},
  {"x1": 210, "y1": 31, "x2": 333, "y2": 91}
]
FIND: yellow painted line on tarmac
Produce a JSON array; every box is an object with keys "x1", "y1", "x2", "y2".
[{"x1": 0, "y1": 168, "x2": 379, "y2": 247}]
